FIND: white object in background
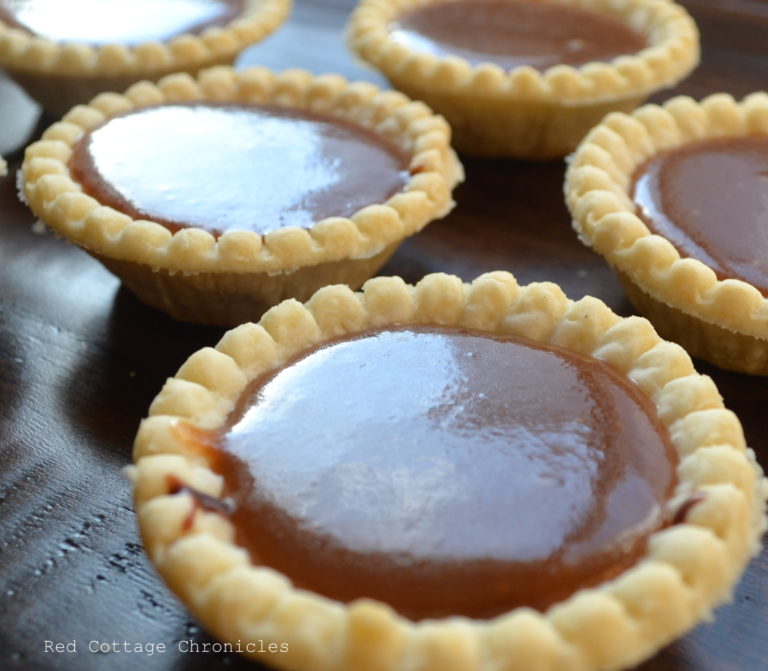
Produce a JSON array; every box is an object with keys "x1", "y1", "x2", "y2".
[{"x1": 0, "y1": 72, "x2": 41, "y2": 156}]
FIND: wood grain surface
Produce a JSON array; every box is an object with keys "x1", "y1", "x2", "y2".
[{"x1": 1, "y1": 1, "x2": 766, "y2": 670}]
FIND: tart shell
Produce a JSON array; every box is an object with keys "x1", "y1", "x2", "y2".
[
  {"x1": 95, "y1": 243, "x2": 399, "y2": 326},
  {"x1": 0, "y1": 0, "x2": 292, "y2": 117},
  {"x1": 565, "y1": 92, "x2": 768, "y2": 375},
  {"x1": 21, "y1": 66, "x2": 463, "y2": 326},
  {"x1": 347, "y1": 0, "x2": 700, "y2": 158},
  {"x1": 130, "y1": 271, "x2": 766, "y2": 671}
]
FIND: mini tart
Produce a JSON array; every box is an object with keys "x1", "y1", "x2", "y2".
[
  {"x1": 347, "y1": 0, "x2": 699, "y2": 159},
  {"x1": 130, "y1": 271, "x2": 766, "y2": 671},
  {"x1": 566, "y1": 92, "x2": 768, "y2": 375},
  {"x1": 0, "y1": 0, "x2": 290, "y2": 117},
  {"x1": 21, "y1": 66, "x2": 462, "y2": 326}
]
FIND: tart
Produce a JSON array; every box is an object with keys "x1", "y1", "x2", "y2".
[
  {"x1": 20, "y1": 66, "x2": 462, "y2": 326},
  {"x1": 347, "y1": 0, "x2": 699, "y2": 158},
  {"x1": 130, "y1": 271, "x2": 766, "y2": 671},
  {"x1": 0, "y1": 0, "x2": 291, "y2": 117},
  {"x1": 566, "y1": 92, "x2": 768, "y2": 375}
]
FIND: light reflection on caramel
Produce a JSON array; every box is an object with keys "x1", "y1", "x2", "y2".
[{"x1": 0, "y1": 0, "x2": 244, "y2": 45}]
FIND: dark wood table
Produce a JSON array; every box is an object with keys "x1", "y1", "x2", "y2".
[{"x1": 1, "y1": 1, "x2": 766, "y2": 669}]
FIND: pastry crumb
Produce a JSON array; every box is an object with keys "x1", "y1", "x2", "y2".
[{"x1": 16, "y1": 168, "x2": 27, "y2": 204}]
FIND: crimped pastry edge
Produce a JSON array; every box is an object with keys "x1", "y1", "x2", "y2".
[
  {"x1": 565, "y1": 92, "x2": 768, "y2": 341},
  {"x1": 131, "y1": 271, "x2": 766, "y2": 671},
  {"x1": 346, "y1": 0, "x2": 699, "y2": 105},
  {"x1": 21, "y1": 65, "x2": 463, "y2": 274},
  {"x1": 0, "y1": 0, "x2": 290, "y2": 78}
]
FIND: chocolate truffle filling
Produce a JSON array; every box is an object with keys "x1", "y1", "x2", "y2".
[
  {"x1": 68, "y1": 102, "x2": 411, "y2": 237},
  {"x1": 0, "y1": 0, "x2": 245, "y2": 45},
  {"x1": 632, "y1": 136, "x2": 768, "y2": 296},
  {"x1": 389, "y1": 0, "x2": 647, "y2": 72},
  {"x1": 180, "y1": 326, "x2": 677, "y2": 620}
]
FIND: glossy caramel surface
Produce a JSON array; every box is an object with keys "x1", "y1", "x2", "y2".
[
  {"x1": 69, "y1": 103, "x2": 410, "y2": 236},
  {"x1": 389, "y1": 0, "x2": 647, "y2": 71},
  {"x1": 633, "y1": 136, "x2": 768, "y2": 296},
  {"x1": 215, "y1": 326, "x2": 677, "y2": 619},
  {"x1": 0, "y1": 0, "x2": 244, "y2": 45}
]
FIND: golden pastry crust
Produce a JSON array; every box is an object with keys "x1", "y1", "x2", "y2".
[
  {"x1": 347, "y1": 0, "x2": 699, "y2": 158},
  {"x1": 130, "y1": 271, "x2": 766, "y2": 671},
  {"x1": 565, "y1": 92, "x2": 768, "y2": 374},
  {"x1": 21, "y1": 66, "x2": 463, "y2": 325},
  {"x1": 0, "y1": 0, "x2": 291, "y2": 116}
]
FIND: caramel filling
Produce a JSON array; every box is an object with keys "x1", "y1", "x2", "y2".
[
  {"x1": 0, "y1": 0, "x2": 244, "y2": 45},
  {"x1": 185, "y1": 326, "x2": 676, "y2": 620},
  {"x1": 68, "y1": 103, "x2": 410, "y2": 237},
  {"x1": 633, "y1": 136, "x2": 768, "y2": 296},
  {"x1": 389, "y1": 0, "x2": 647, "y2": 71}
]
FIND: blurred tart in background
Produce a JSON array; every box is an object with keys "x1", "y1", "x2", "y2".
[
  {"x1": 348, "y1": 0, "x2": 699, "y2": 158},
  {"x1": 0, "y1": 0, "x2": 291, "y2": 116},
  {"x1": 566, "y1": 92, "x2": 768, "y2": 375}
]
